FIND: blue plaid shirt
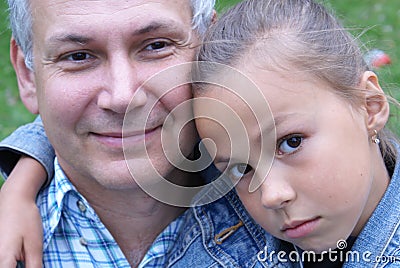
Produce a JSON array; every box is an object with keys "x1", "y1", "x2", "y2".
[{"x1": 37, "y1": 159, "x2": 184, "y2": 267}]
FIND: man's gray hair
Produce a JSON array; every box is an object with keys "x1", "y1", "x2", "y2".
[{"x1": 7, "y1": 0, "x2": 216, "y2": 70}]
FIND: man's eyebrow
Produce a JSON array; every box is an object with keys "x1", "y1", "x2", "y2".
[
  {"x1": 47, "y1": 21, "x2": 185, "y2": 47},
  {"x1": 48, "y1": 34, "x2": 93, "y2": 45},
  {"x1": 133, "y1": 21, "x2": 181, "y2": 35}
]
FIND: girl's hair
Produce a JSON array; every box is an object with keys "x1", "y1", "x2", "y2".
[
  {"x1": 196, "y1": 0, "x2": 398, "y2": 165},
  {"x1": 7, "y1": 0, "x2": 216, "y2": 70}
]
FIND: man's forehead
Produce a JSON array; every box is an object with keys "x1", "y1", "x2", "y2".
[
  {"x1": 30, "y1": 0, "x2": 192, "y2": 19},
  {"x1": 30, "y1": 0, "x2": 195, "y2": 41}
]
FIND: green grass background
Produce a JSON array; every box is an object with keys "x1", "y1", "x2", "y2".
[{"x1": 0, "y1": 0, "x2": 399, "y2": 185}]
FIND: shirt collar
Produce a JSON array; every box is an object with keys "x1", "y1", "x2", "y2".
[
  {"x1": 38, "y1": 158, "x2": 185, "y2": 266},
  {"x1": 37, "y1": 158, "x2": 96, "y2": 249},
  {"x1": 139, "y1": 213, "x2": 184, "y2": 267}
]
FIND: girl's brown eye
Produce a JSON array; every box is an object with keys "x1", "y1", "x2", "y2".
[
  {"x1": 236, "y1": 164, "x2": 252, "y2": 174},
  {"x1": 229, "y1": 163, "x2": 253, "y2": 180},
  {"x1": 278, "y1": 136, "x2": 302, "y2": 155},
  {"x1": 287, "y1": 137, "x2": 301, "y2": 147}
]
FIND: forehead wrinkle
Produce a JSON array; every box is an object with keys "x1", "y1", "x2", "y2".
[{"x1": 42, "y1": 0, "x2": 142, "y2": 16}]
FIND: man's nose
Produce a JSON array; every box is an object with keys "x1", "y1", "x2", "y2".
[{"x1": 97, "y1": 55, "x2": 147, "y2": 114}]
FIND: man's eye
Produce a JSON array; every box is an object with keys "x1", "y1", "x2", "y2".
[
  {"x1": 278, "y1": 136, "x2": 303, "y2": 155},
  {"x1": 229, "y1": 163, "x2": 253, "y2": 180},
  {"x1": 145, "y1": 41, "x2": 168, "y2": 51},
  {"x1": 66, "y1": 52, "x2": 91, "y2": 61}
]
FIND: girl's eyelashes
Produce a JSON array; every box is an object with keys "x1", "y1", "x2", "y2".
[
  {"x1": 277, "y1": 134, "x2": 303, "y2": 155},
  {"x1": 228, "y1": 163, "x2": 253, "y2": 181}
]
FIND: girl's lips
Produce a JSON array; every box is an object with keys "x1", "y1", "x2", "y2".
[{"x1": 282, "y1": 217, "x2": 321, "y2": 239}]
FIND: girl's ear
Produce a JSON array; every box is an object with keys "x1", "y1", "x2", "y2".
[
  {"x1": 10, "y1": 38, "x2": 39, "y2": 114},
  {"x1": 360, "y1": 71, "x2": 389, "y2": 132}
]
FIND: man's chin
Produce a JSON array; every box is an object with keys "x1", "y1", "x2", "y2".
[{"x1": 97, "y1": 178, "x2": 142, "y2": 191}]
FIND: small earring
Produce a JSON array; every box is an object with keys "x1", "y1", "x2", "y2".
[{"x1": 372, "y1": 130, "x2": 380, "y2": 144}]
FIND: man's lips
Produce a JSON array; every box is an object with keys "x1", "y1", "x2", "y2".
[
  {"x1": 93, "y1": 125, "x2": 161, "y2": 137},
  {"x1": 95, "y1": 132, "x2": 123, "y2": 138},
  {"x1": 281, "y1": 217, "x2": 321, "y2": 239},
  {"x1": 91, "y1": 126, "x2": 162, "y2": 148}
]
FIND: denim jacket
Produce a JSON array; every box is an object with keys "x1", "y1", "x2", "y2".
[
  {"x1": 0, "y1": 118, "x2": 297, "y2": 268},
  {"x1": 293, "y1": 143, "x2": 400, "y2": 268},
  {"x1": 341, "y1": 142, "x2": 400, "y2": 268},
  {"x1": 0, "y1": 117, "x2": 55, "y2": 182}
]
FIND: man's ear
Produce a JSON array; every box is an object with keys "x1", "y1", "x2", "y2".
[
  {"x1": 10, "y1": 38, "x2": 39, "y2": 114},
  {"x1": 211, "y1": 10, "x2": 217, "y2": 24},
  {"x1": 359, "y1": 71, "x2": 389, "y2": 132}
]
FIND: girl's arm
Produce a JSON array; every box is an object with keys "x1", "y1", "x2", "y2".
[
  {"x1": 0, "y1": 117, "x2": 55, "y2": 267},
  {"x1": 0, "y1": 156, "x2": 45, "y2": 267}
]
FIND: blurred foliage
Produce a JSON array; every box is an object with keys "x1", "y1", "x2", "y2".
[
  {"x1": 324, "y1": 0, "x2": 400, "y2": 133},
  {"x1": 0, "y1": 5, "x2": 35, "y2": 141}
]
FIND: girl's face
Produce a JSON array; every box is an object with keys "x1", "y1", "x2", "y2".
[{"x1": 194, "y1": 59, "x2": 390, "y2": 252}]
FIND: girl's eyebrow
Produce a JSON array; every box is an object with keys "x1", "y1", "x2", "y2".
[
  {"x1": 214, "y1": 156, "x2": 230, "y2": 164},
  {"x1": 273, "y1": 113, "x2": 297, "y2": 127},
  {"x1": 257, "y1": 113, "x2": 308, "y2": 142},
  {"x1": 272, "y1": 113, "x2": 308, "y2": 128}
]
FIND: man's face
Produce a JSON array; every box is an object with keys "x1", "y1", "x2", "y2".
[{"x1": 27, "y1": 0, "x2": 199, "y2": 189}]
